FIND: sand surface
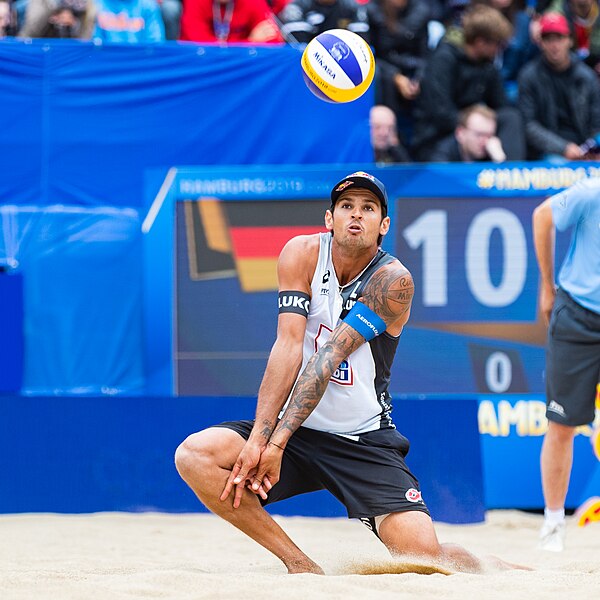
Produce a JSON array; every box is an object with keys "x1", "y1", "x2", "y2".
[{"x1": 1, "y1": 510, "x2": 598, "y2": 599}]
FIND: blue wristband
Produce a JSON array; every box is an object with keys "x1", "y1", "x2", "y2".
[{"x1": 343, "y1": 301, "x2": 386, "y2": 341}]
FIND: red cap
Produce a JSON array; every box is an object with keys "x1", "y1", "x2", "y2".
[{"x1": 539, "y1": 13, "x2": 570, "y2": 36}]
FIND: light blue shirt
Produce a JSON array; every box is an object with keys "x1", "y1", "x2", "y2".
[
  {"x1": 550, "y1": 178, "x2": 600, "y2": 314},
  {"x1": 94, "y1": 0, "x2": 165, "y2": 43}
]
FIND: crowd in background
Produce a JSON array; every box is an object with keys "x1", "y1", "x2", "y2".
[{"x1": 2, "y1": 0, "x2": 600, "y2": 162}]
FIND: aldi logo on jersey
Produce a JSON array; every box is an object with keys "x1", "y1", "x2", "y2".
[
  {"x1": 315, "y1": 323, "x2": 354, "y2": 386},
  {"x1": 333, "y1": 360, "x2": 351, "y2": 384}
]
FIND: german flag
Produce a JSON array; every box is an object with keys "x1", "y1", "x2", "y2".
[{"x1": 183, "y1": 198, "x2": 328, "y2": 291}]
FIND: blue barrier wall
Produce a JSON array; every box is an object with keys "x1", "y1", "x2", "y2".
[
  {"x1": 0, "y1": 395, "x2": 485, "y2": 524},
  {"x1": 0, "y1": 271, "x2": 23, "y2": 393},
  {"x1": 478, "y1": 395, "x2": 600, "y2": 509},
  {"x1": 0, "y1": 207, "x2": 144, "y2": 395}
]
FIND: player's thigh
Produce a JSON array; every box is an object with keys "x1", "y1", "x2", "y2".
[{"x1": 378, "y1": 510, "x2": 440, "y2": 556}]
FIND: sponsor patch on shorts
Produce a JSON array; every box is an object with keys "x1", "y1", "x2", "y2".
[
  {"x1": 547, "y1": 400, "x2": 566, "y2": 418},
  {"x1": 405, "y1": 488, "x2": 423, "y2": 503}
]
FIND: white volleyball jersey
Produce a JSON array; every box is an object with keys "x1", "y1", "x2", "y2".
[{"x1": 287, "y1": 233, "x2": 400, "y2": 436}]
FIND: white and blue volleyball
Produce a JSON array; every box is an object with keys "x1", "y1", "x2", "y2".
[{"x1": 301, "y1": 29, "x2": 375, "y2": 103}]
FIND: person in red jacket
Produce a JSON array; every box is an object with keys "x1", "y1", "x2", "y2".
[{"x1": 180, "y1": 0, "x2": 283, "y2": 42}]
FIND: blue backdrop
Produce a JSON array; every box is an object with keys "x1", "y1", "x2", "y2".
[
  {"x1": 0, "y1": 40, "x2": 372, "y2": 208},
  {"x1": 0, "y1": 40, "x2": 372, "y2": 395},
  {"x1": 0, "y1": 271, "x2": 23, "y2": 393}
]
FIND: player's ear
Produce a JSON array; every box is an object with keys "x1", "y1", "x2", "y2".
[
  {"x1": 379, "y1": 215, "x2": 390, "y2": 236},
  {"x1": 325, "y1": 209, "x2": 334, "y2": 232}
]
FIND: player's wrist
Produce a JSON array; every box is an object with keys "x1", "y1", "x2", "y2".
[
  {"x1": 249, "y1": 423, "x2": 275, "y2": 445},
  {"x1": 541, "y1": 280, "x2": 556, "y2": 293},
  {"x1": 247, "y1": 433, "x2": 269, "y2": 450},
  {"x1": 268, "y1": 440, "x2": 286, "y2": 452}
]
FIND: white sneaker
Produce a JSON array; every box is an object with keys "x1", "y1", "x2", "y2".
[{"x1": 538, "y1": 521, "x2": 565, "y2": 552}]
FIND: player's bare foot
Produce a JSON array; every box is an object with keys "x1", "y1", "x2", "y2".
[{"x1": 286, "y1": 558, "x2": 325, "y2": 574}]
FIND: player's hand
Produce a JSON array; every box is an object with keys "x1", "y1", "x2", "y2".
[
  {"x1": 540, "y1": 284, "x2": 556, "y2": 326},
  {"x1": 394, "y1": 74, "x2": 420, "y2": 101},
  {"x1": 220, "y1": 441, "x2": 266, "y2": 508},
  {"x1": 485, "y1": 136, "x2": 506, "y2": 163},
  {"x1": 251, "y1": 442, "x2": 284, "y2": 494},
  {"x1": 248, "y1": 19, "x2": 280, "y2": 43},
  {"x1": 564, "y1": 143, "x2": 584, "y2": 160}
]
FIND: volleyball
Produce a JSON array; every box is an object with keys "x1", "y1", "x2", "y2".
[
  {"x1": 593, "y1": 426, "x2": 600, "y2": 461},
  {"x1": 301, "y1": 29, "x2": 375, "y2": 103}
]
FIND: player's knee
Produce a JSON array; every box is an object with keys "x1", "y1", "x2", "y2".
[
  {"x1": 174, "y1": 432, "x2": 214, "y2": 480},
  {"x1": 174, "y1": 437, "x2": 194, "y2": 479},
  {"x1": 387, "y1": 537, "x2": 442, "y2": 560},
  {"x1": 546, "y1": 420, "x2": 577, "y2": 442},
  {"x1": 379, "y1": 512, "x2": 442, "y2": 559}
]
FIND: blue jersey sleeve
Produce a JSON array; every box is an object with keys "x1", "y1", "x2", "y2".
[{"x1": 550, "y1": 179, "x2": 596, "y2": 232}]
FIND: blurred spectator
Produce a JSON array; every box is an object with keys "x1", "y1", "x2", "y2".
[
  {"x1": 158, "y1": 0, "x2": 182, "y2": 39},
  {"x1": 370, "y1": 104, "x2": 412, "y2": 162},
  {"x1": 279, "y1": 0, "x2": 368, "y2": 45},
  {"x1": 425, "y1": 0, "x2": 449, "y2": 23},
  {"x1": 430, "y1": 104, "x2": 508, "y2": 161},
  {"x1": 0, "y1": 0, "x2": 16, "y2": 35},
  {"x1": 0, "y1": 0, "x2": 17, "y2": 35},
  {"x1": 181, "y1": 0, "x2": 283, "y2": 42},
  {"x1": 534, "y1": 0, "x2": 554, "y2": 11},
  {"x1": 93, "y1": 0, "x2": 165, "y2": 42},
  {"x1": 268, "y1": 0, "x2": 289, "y2": 15},
  {"x1": 546, "y1": 0, "x2": 600, "y2": 73},
  {"x1": 18, "y1": 0, "x2": 94, "y2": 37},
  {"x1": 518, "y1": 12, "x2": 600, "y2": 159},
  {"x1": 440, "y1": 0, "x2": 470, "y2": 27},
  {"x1": 474, "y1": 0, "x2": 539, "y2": 92},
  {"x1": 369, "y1": 0, "x2": 430, "y2": 145},
  {"x1": 411, "y1": 4, "x2": 526, "y2": 161}
]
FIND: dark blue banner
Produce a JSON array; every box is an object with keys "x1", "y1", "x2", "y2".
[{"x1": 147, "y1": 164, "x2": 590, "y2": 397}]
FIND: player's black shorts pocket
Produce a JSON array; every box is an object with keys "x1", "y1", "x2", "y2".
[
  {"x1": 549, "y1": 300, "x2": 569, "y2": 339},
  {"x1": 358, "y1": 427, "x2": 410, "y2": 457}
]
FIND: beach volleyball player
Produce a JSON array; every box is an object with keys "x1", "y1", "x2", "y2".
[{"x1": 175, "y1": 172, "x2": 525, "y2": 574}]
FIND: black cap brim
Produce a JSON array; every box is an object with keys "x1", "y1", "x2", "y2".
[{"x1": 330, "y1": 172, "x2": 388, "y2": 216}]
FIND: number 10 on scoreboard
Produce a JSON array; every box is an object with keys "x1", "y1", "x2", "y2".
[{"x1": 396, "y1": 199, "x2": 541, "y2": 323}]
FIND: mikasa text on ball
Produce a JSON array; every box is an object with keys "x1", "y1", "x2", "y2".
[{"x1": 301, "y1": 29, "x2": 375, "y2": 103}]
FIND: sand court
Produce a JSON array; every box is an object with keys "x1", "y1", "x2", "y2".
[{"x1": 1, "y1": 510, "x2": 598, "y2": 599}]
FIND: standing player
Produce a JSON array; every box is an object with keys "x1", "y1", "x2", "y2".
[
  {"x1": 533, "y1": 178, "x2": 600, "y2": 551},
  {"x1": 176, "y1": 172, "x2": 522, "y2": 573}
]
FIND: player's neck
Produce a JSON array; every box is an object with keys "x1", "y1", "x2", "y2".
[{"x1": 331, "y1": 243, "x2": 379, "y2": 286}]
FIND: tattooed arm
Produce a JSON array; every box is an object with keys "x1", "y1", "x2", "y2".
[
  {"x1": 221, "y1": 234, "x2": 319, "y2": 508},
  {"x1": 358, "y1": 260, "x2": 414, "y2": 337},
  {"x1": 249, "y1": 261, "x2": 414, "y2": 492}
]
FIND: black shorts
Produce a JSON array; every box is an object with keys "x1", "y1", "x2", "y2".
[
  {"x1": 216, "y1": 420, "x2": 430, "y2": 521},
  {"x1": 546, "y1": 288, "x2": 600, "y2": 427}
]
